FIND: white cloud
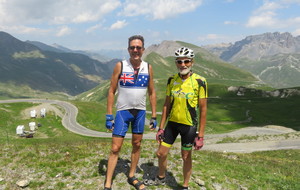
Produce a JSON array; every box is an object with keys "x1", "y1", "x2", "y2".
[
  {"x1": 109, "y1": 20, "x2": 128, "y2": 30},
  {"x1": 292, "y1": 28, "x2": 300, "y2": 36},
  {"x1": 246, "y1": 1, "x2": 300, "y2": 28},
  {"x1": 255, "y1": 1, "x2": 283, "y2": 12},
  {"x1": 197, "y1": 34, "x2": 224, "y2": 42},
  {"x1": 246, "y1": 1, "x2": 281, "y2": 28},
  {"x1": 246, "y1": 12, "x2": 278, "y2": 27},
  {"x1": 197, "y1": 33, "x2": 242, "y2": 45},
  {"x1": 121, "y1": 0, "x2": 203, "y2": 20},
  {"x1": 287, "y1": 16, "x2": 300, "y2": 23},
  {"x1": 56, "y1": 26, "x2": 71, "y2": 37},
  {"x1": 0, "y1": 25, "x2": 50, "y2": 35},
  {"x1": 280, "y1": 0, "x2": 300, "y2": 4},
  {"x1": 224, "y1": 21, "x2": 238, "y2": 25},
  {"x1": 150, "y1": 31, "x2": 161, "y2": 38},
  {"x1": 86, "y1": 24, "x2": 103, "y2": 33},
  {"x1": 206, "y1": 34, "x2": 221, "y2": 40},
  {"x1": 0, "y1": 0, "x2": 121, "y2": 25},
  {"x1": 225, "y1": 0, "x2": 235, "y2": 2}
]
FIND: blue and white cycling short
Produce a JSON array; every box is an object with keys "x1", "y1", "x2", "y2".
[{"x1": 113, "y1": 109, "x2": 146, "y2": 137}]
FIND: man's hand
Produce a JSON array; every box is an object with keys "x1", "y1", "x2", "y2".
[
  {"x1": 194, "y1": 137, "x2": 204, "y2": 150},
  {"x1": 149, "y1": 117, "x2": 157, "y2": 130},
  {"x1": 156, "y1": 129, "x2": 164, "y2": 142},
  {"x1": 105, "y1": 114, "x2": 114, "y2": 130}
]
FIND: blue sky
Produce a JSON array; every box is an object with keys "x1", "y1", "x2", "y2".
[{"x1": 1, "y1": 0, "x2": 300, "y2": 51}]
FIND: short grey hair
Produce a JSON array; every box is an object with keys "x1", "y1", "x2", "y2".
[{"x1": 128, "y1": 35, "x2": 144, "y2": 47}]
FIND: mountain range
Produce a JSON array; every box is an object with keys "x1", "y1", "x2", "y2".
[
  {"x1": 27, "y1": 41, "x2": 127, "y2": 62},
  {"x1": 76, "y1": 41, "x2": 262, "y2": 102},
  {"x1": 203, "y1": 32, "x2": 300, "y2": 88},
  {"x1": 1, "y1": 30, "x2": 299, "y2": 99},
  {"x1": 0, "y1": 31, "x2": 120, "y2": 96}
]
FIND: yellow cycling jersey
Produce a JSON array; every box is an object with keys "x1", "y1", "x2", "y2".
[{"x1": 166, "y1": 73, "x2": 208, "y2": 126}]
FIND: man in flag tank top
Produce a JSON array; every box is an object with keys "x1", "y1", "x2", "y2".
[{"x1": 104, "y1": 35, "x2": 156, "y2": 190}]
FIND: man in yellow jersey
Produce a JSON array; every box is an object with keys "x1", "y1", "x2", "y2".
[{"x1": 144, "y1": 47, "x2": 208, "y2": 190}]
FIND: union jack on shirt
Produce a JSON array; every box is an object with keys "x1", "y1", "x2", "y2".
[{"x1": 119, "y1": 72, "x2": 149, "y2": 88}]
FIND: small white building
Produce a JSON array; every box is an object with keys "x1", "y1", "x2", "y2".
[
  {"x1": 16, "y1": 125, "x2": 25, "y2": 135},
  {"x1": 29, "y1": 122, "x2": 36, "y2": 131},
  {"x1": 30, "y1": 110, "x2": 37, "y2": 118},
  {"x1": 40, "y1": 108, "x2": 46, "y2": 117}
]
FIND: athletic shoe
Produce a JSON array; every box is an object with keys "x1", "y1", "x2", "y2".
[{"x1": 144, "y1": 176, "x2": 166, "y2": 186}]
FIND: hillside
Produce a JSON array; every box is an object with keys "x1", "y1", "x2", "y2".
[
  {"x1": 27, "y1": 41, "x2": 116, "y2": 62},
  {"x1": 0, "y1": 31, "x2": 114, "y2": 96},
  {"x1": 146, "y1": 41, "x2": 259, "y2": 84},
  {"x1": 203, "y1": 32, "x2": 300, "y2": 88},
  {"x1": 143, "y1": 40, "x2": 224, "y2": 63},
  {"x1": 1, "y1": 31, "x2": 271, "y2": 100},
  {"x1": 76, "y1": 41, "x2": 265, "y2": 105},
  {"x1": 233, "y1": 54, "x2": 300, "y2": 88}
]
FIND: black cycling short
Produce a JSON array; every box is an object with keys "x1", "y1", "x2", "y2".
[{"x1": 161, "y1": 121, "x2": 197, "y2": 150}]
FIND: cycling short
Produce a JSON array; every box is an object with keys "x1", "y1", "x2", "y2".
[
  {"x1": 113, "y1": 109, "x2": 146, "y2": 137},
  {"x1": 161, "y1": 121, "x2": 197, "y2": 150}
]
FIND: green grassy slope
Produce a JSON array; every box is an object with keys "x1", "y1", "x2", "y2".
[
  {"x1": 0, "y1": 82, "x2": 72, "y2": 100},
  {"x1": 0, "y1": 102, "x2": 90, "y2": 145}
]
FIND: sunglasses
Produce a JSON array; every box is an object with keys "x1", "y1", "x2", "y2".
[
  {"x1": 176, "y1": 59, "x2": 192, "y2": 64},
  {"x1": 129, "y1": 46, "x2": 143, "y2": 50}
]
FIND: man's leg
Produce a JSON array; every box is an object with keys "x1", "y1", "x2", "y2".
[
  {"x1": 144, "y1": 144, "x2": 169, "y2": 186},
  {"x1": 105, "y1": 137, "x2": 124, "y2": 188},
  {"x1": 181, "y1": 150, "x2": 192, "y2": 188},
  {"x1": 128, "y1": 133, "x2": 145, "y2": 189},
  {"x1": 156, "y1": 144, "x2": 170, "y2": 178},
  {"x1": 128, "y1": 109, "x2": 145, "y2": 177},
  {"x1": 128, "y1": 133, "x2": 143, "y2": 177}
]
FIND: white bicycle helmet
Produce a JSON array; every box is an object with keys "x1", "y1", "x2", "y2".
[{"x1": 174, "y1": 47, "x2": 195, "y2": 58}]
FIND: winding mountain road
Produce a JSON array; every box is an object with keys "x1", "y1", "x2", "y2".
[
  {"x1": 1, "y1": 99, "x2": 300, "y2": 153},
  {"x1": 0, "y1": 99, "x2": 153, "y2": 139}
]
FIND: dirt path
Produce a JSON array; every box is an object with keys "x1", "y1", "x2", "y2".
[
  {"x1": 202, "y1": 126, "x2": 300, "y2": 153},
  {"x1": 21, "y1": 103, "x2": 64, "y2": 119}
]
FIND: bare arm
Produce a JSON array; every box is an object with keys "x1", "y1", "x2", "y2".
[
  {"x1": 106, "y1": 62, "x2": 121, "y2": 115},
  {"x1": 147, "y1": 64, "x2": 157, "y2": 118},
  {"x1": 197, "y1": 98, "x2": 207, "y2": 137},
  {"x1": 158, "y1": 96, "x2": 171, "y2": 130}
]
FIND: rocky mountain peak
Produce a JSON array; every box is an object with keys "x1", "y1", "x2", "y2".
[
  {"x1": 219, "y1": 32, "x2": 300, "y2": 62},
  {"x1": 245, "y1": 32, "x2": 296, "y2": 48},
  {"x1": 206, "y1": 32, "x2": 300, "y2": 88},
  {"x1": 143, "y1": 40, "x2": 182, "y2": 58}
]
